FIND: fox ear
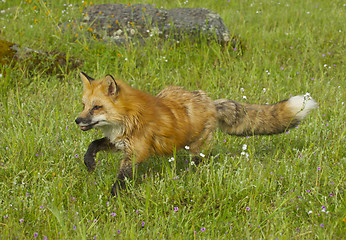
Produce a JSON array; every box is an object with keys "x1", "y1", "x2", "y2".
[
  {"x1": 80, "y1": 72, "x2": 94, "y2": 87},
  {"x1": 105, "y1": 74, "x2": 118, "y2": 96}
]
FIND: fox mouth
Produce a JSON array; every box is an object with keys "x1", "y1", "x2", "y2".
[{"x1": 80, "y1": 122, "x2": 99, "y2": 131}]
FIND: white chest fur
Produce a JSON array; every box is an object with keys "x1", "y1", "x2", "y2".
[{"x1": 99, "y1": 123, "x2": 125, "y2": 150}]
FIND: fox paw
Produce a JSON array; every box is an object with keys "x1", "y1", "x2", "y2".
[
  {"x1": 84, "y1": 155, "x2": 96, "y2": 172},
  {"x1": 111, "y1": 179, "x2": 126, "y2": 197},
  {"x1": 87, "y1": 165, "x2": 96, "y2": 172}
]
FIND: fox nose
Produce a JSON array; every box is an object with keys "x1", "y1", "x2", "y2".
[{"x1": 75, "y1": 117, "x2": 82, "y2": 125}]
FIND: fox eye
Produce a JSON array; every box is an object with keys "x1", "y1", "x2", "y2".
[{"x1": 92, "y1": 105, "x2": 102, "y2": 111}]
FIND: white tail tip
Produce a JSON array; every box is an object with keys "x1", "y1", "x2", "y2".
[{"x1": 287, "y1": 94, "x2": 318, "y2": 120}]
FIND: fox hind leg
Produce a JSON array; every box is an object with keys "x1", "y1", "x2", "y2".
[{"x1": 189, "y1": 126, "x2": 215, "y2": 165}]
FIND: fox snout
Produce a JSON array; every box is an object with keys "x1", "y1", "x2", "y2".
[
  {"x1": 75, "y1": 117, "x2": 83, "y2": 125},
  {"x1": 75, "y1": 116, "x2": 95, "y2": 131}
]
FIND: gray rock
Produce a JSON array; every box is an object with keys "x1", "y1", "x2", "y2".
[{"x1": 77, "y1": 4, "x2": 232, "y2": 45}]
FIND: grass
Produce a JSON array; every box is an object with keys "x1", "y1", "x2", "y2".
[{"x1": 0, "y1": 0, "x2": 345, "y2": 239}]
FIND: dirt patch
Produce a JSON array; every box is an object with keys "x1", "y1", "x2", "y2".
[{"x1": 0, "y1": 39, "x2": 82, "y2": 77}]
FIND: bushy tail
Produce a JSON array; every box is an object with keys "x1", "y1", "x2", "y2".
[{"x1": 214, "y1": 95, "x2": 317, "y2": 136}]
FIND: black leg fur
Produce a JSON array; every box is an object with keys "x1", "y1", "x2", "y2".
[
  {"x1": 84, "y1": 137, "x2": 113, "y2": 172},
  {"x1": 111, "y1": 157, "x2": 137, "y2": 197}
]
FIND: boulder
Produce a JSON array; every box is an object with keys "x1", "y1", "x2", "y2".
[{"x1": 76, "y1": 4, "x2": 234, "y2": 46}]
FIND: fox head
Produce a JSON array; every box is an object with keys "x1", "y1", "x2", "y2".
[{"x1": 75, "y1": 72, "x2": 121, "y2": 131}]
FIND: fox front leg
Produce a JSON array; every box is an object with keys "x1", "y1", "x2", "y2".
[
  {"x1": 111, "y1": 156, "x2": 138, "y2": 197},
  {"x1": 84, "y1": 137, "x2": 114, "y2": 172}
]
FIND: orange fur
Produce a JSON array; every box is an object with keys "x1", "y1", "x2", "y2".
[{"x1": 75, "y1": 72, "x2": 317, "y2": 196}]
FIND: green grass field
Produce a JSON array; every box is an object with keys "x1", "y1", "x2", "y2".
[{"x1": 0, "y1": 0, "x2": 345, "y2": 239}]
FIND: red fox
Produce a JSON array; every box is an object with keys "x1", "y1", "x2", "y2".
[{"x1": 75, "y1": 72, "x2": 317, "y2": 196}]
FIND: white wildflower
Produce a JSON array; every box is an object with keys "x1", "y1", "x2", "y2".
[
  {"x1": 303, "y1": 92, "x2": 312, "y2": 101},
  {"x1": 200, "y1": 153, "x2": 205, "y2": 158},
  {"x1": 184, "y1": 145, "x2": 190, "y2": 150},
  {"x1": 241, "y1": 150, "x2": 249, "y2": 159},
  {"x1": 168, "y1": 157, "x2": 175, "y2": 162},
  {"x1": 242, "y1": 144, "x2": 247, "y2": 151}
]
